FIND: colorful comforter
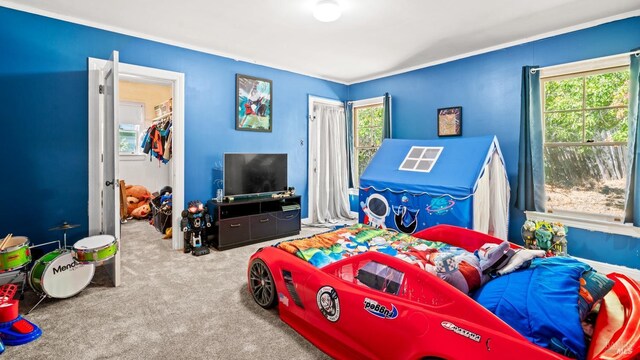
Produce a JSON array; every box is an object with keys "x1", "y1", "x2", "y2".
[{"x1": 277, "y1": 224, "x2": 484, "y2": 293}]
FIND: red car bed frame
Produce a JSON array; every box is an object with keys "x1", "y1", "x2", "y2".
[{"x1": 247, "y1": 225, "x2": 640, "y2": 360}]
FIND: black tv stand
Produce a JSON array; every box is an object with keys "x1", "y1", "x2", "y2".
[{"x1": 206, "y1": 195, "x2": 301, "y2": 250}]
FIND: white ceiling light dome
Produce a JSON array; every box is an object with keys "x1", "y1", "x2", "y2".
[{"x1": 313, "y1": 0, "x2": 341, "y2": 22}]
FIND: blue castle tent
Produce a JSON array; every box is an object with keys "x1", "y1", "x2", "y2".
[{"x1": 358, "y1": 136, "x2": 510, "y2": 239}]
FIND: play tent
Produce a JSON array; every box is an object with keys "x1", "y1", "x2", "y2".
[{"x1": 358, "y1": 136, "x2": 510, "y2": 239}]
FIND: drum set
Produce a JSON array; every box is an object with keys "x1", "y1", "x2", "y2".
[{"x1": 0, "y1": 222, "x2": 119, "y2": 313}]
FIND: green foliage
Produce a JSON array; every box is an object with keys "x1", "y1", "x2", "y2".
[
  {"x1": 544, "y1": 69, "x2": 630, "y2": 144},
  {"x1": 356, "y1": 106, "x2": 383, "y2": 147},
  {"x1": 355, "y1": 106, "x2": 384, "y2": 179}
]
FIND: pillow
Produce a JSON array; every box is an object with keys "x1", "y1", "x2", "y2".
[{"x1": 578, "y1": 270, "x2": 614, "y2": 321}]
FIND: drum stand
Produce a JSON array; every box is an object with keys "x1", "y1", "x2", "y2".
[{"x1": 26, "y1": 294, "x2": 47, "y2": 315}]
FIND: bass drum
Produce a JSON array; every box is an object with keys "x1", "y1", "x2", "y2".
[{"x1": 29, "y1": 250, "x2": 95, "y2": 299}]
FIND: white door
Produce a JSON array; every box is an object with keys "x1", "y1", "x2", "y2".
[{"x1": 101, "y1": 50, "x2": 121, "y2": 286}]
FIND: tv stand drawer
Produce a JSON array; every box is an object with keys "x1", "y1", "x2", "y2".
[
  {"x1": 278, "y1": 210, "x2": 301, "y2": 234},
  {"x1": 218, "y1": 218, "x2": 250, "y2": 246},
  {"x1": 250, "y1": 213, "x2": 277, "y2": 240}
]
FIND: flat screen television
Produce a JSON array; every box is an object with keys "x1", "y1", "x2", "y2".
[{"x1": 224, "y1": 153, "x2": 287, "y2": 197}]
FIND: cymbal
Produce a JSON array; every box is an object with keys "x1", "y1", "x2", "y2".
[{"x1": 48, "y1": 222, "x2": 80, "y2": 231}]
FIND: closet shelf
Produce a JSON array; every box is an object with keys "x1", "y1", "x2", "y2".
[{"x1": 152, "y1": 112, "x2": 172, "y2": 122}]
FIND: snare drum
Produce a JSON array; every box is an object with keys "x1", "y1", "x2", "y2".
[
  {"x1": 29, "y1": 249, "x2": 94, "y2": 298},
  {"x1": 0, "y1": 236, "x2": 31, "y2": 272},
  {"x1": 73, "y1": 235, "x2": 118, "y2": 264}
]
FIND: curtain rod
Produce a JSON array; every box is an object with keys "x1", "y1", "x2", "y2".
[{"x1": 531, "y1": 50, "x2": 640, "y2": 74}]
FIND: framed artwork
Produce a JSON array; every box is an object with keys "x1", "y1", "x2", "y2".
[
  {"x1": 437, "y1": 106, "x2": 462, "y2": 137},
  {"x1": 236, "y1": 74, "x2": 272, "y2": 132}
]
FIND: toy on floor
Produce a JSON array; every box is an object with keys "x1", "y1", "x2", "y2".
[
  {"x1": 126, "y1": 185, "x2": 152, "y2": 219},
  {"x1": 181, "y1": 200, "x2": 212, "y2": 256},
  {"x1": 0, "y1": 284, "x2": 42, "y2": 351}
]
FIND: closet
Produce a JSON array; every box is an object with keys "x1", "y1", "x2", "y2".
[{"x1": 118, "y1": 81, "x2": 173, "y2": 195}]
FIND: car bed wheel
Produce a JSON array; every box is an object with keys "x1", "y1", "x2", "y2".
[{"x1": 249, "y1": 258, "x2": 277, "y2": 309}]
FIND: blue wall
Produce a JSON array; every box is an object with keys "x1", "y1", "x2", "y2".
[
  {"x1": 349, "y1": 16, "x2": 640, "y2": 269},
  {"x1": 0, "y1": 7, "x2": 347, "y2": 247}
]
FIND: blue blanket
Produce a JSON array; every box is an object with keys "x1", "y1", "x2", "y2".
[{"x1": 473, "y1": 257, "x2": 590, "y2": 359}]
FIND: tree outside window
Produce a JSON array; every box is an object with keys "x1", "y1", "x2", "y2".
[{"x1": 354, "y1": 104, "x2": 384, "y2": 184}]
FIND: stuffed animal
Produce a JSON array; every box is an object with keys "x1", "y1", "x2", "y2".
[
  {"x1": 130, "y1": 202, "x2": 150, "y2": 219},
  {"x1": 124, "y1": 185, "x2": 151, "y2": 219},
  {"x1": 496, "y1": 249, "x2": 546, "y2": 276},
  {"x1": 477, "y1": 242, "x2": 511, "y2": 275},
  {"x1": 431, "y1": 242, "x2": 538, "y2": 294},
  {"x1": 126, "y1": 185, "x2": 151, "y2": 201},
  {"x1": 126, "y1": 196, "x2": 140, "y2": 215}
]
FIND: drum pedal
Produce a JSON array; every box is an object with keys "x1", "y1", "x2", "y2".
[{"x1": 192, "y1": 247, "x2": 210, "y2": 256}]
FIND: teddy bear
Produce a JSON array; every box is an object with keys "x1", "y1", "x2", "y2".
[
  {"x1": 130, "y1": 202, "x2": 151, "y2": 219},
  {"x1": 125, "y1": 185, "x2": 151, "y2": 219}
]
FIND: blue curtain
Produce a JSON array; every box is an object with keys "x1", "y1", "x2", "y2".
[
  {"x1": 515, "y1": 66, "x2": 546, "y2": 212},
  {"x1": 382, "y1": 93, "x2": 392, "y2": 139},
  {"x1": 345, "y1": 101, "x2": 356, "y2": 188},
  {"x1": 624, "y1": 52, "x2": 640, "y2": 225}
]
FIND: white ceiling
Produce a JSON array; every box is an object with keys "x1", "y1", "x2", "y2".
[{"x1": 3, "y1": 0, "x2": 640, "y2": 84}]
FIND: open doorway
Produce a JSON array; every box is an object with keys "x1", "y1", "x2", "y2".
[
  {"x1": 118, "y1": 78, "x2": 174, "y2": 235},
  {"x1": 88, "y1": 57, "x2": 185, "y2": 286}
]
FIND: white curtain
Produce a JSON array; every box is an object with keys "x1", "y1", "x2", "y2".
[
  {"x1": 473, "y1": 151, "x2": 510, "y2": 240},
  {"x1": 473, "y1": 167, "x2": 491, "y2": 235},
  {"x1": 489, "y1": 151, "x2": 510, "y2": 240},
  {"x1": 311, "y1": 103, "x2": 352, "y2": 223}
]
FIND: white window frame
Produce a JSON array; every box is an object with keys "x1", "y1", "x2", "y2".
[
  {"x1": 399, "y1": 146, "x2": 443, "y2": 173},
  {"x1": 118, "y1": 101, "x2": 146, "y2": 157},
  {"x1": 352, "y1": 97, "x2": 384, "y2": 186},
  {"x1": 529, "y1": 55, "x2": 640, "y2": 237}
]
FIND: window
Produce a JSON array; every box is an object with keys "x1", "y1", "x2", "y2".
[
  {"x1": 119, "y1": 101, "x2": 145, "y2": 156},
  {"x1": 399, "y1": 146, "x2": 443, "y2": 172},
  {"x1": 542, "y1": 66, "x2": 630, "y2": 220},
  {"x1": 354, "y1": 102, "x2": 384, "y2": 183},
  {"x1": 119, "y1": 124, "x2": 141, "y2": 154}
]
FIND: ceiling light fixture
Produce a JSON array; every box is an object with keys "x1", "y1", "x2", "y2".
[{"x1": 313, "y1": 0, "x2": 341, "y2": 22}]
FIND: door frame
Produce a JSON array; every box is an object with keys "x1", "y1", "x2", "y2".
[
  {"x1": 88, "y1": 58, "x2": 185, "y2": 251},
  {"x1": 307, "y1": 95, "x2": 345, "y2": 224}
]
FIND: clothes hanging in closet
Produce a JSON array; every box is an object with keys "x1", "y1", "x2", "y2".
[{"x1": 141, "y1": 116, "x2": 172, "y2": 164}]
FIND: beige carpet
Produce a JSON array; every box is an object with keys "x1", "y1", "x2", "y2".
[{"x1": 10, "y1": 220, "x2": 337, "y2": 359}]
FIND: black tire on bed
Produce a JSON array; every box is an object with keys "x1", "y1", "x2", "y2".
[{"x1": 249, "y1": 258, "x2": 278, "y2": 309}]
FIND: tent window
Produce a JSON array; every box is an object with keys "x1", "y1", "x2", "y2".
[{"x1": 399, "y1": 146, "x2": 442, "y2": 172}]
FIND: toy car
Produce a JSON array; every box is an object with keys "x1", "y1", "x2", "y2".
[{"x1": 247, "y1": 224, "x2": 640, "y2": 360}]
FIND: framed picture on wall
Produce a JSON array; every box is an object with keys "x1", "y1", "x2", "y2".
[
  {"x1": 236, "y1": 74, "x2": 272, "y2": 132},
  {"x1": 437, "y1": 106, "x2": 462, "y2": 137}
]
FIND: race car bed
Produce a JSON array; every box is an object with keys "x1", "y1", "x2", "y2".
[{"x1": 247, "y1": 224, "x2": 639, "y2": 360}]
